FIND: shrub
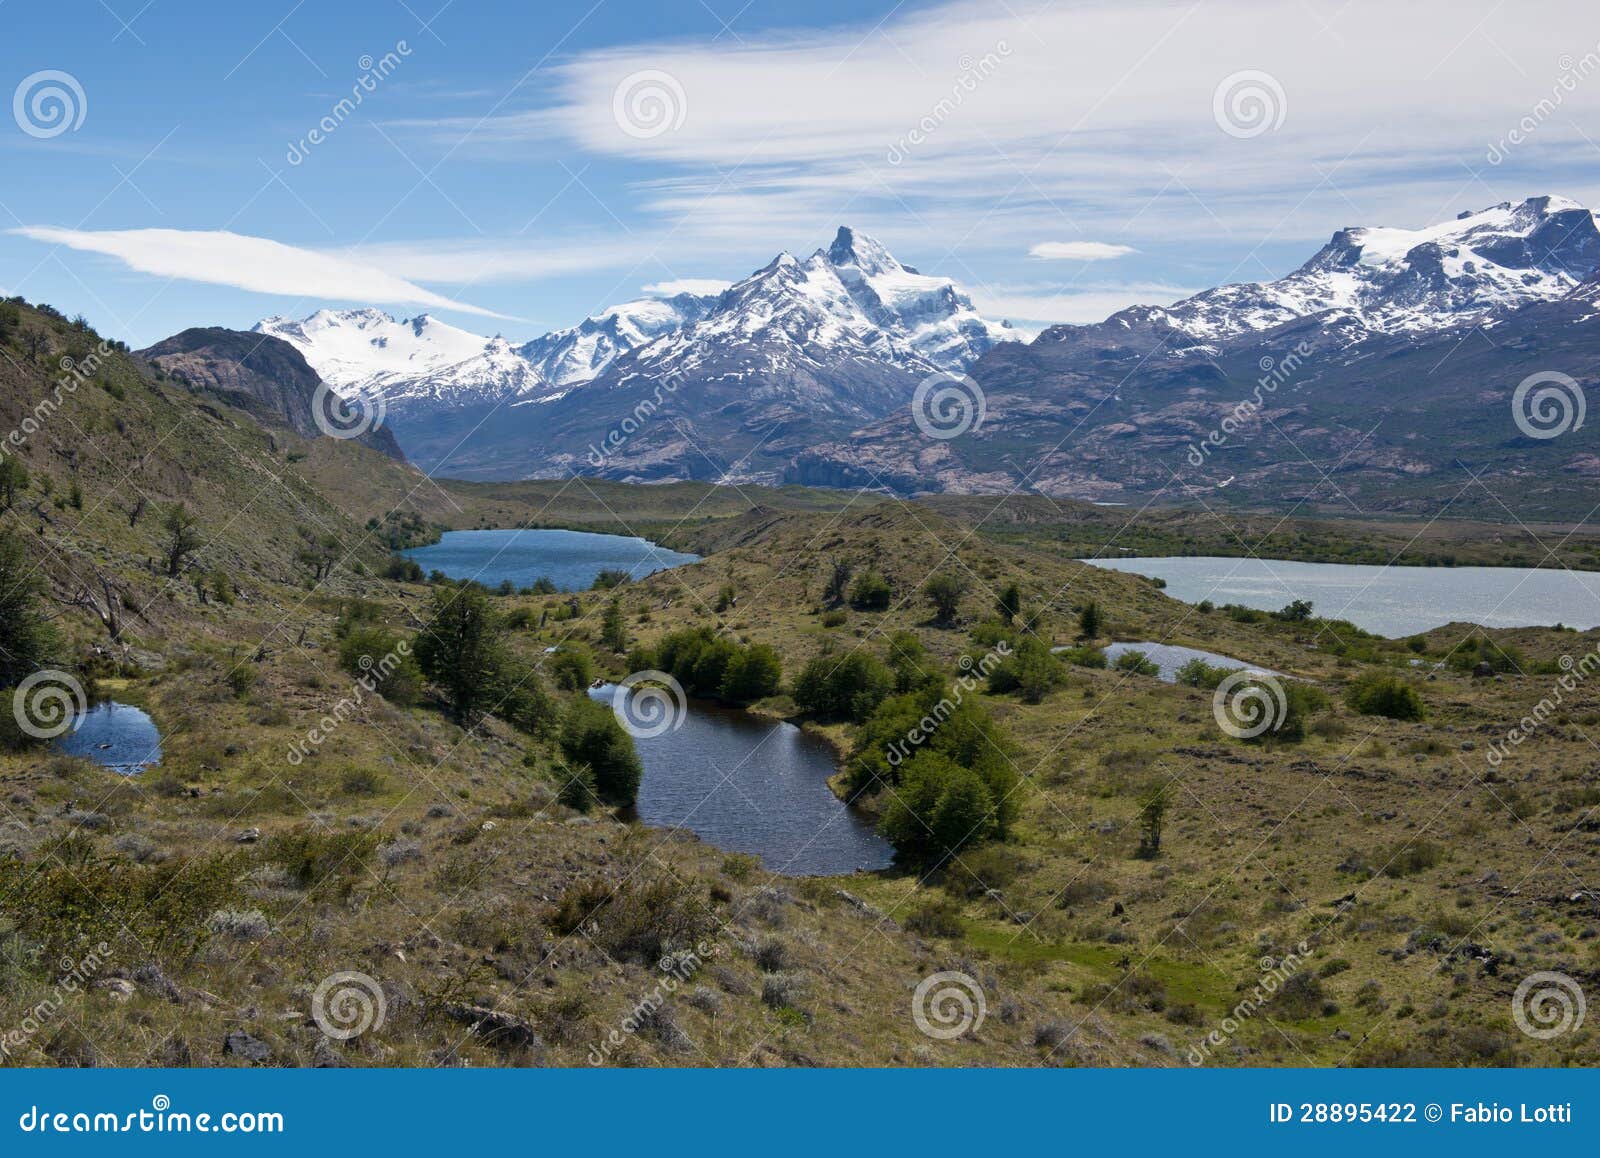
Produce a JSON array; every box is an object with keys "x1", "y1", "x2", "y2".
[
  {"x1": 414, "y1": 585, "x2": 507, "y2": 721},
  {"x1": 558, "y1": 695, "x2": 642, "y2": 806},
  {"x1": 718, "y1": 644, "x2": 783, "y2": 702},
  {"x1": 987, "y1": 636, "x2": 1066, "y2": 702},
  {"x1": 848, "y1": 570, "x2": 892, "y2": 611},
  {"x1": 1345, "y1": 671, "x2": 1425, "y2": 720},
  {"x1": 904, "y1": 896, "x2": 965, "y2": 938},
  {"x1": 1173, "y1": 658, "x2": 1238, "y2": 689},
  {"x1": 1114, "y1": 649, "x2": 1159, "y2": 677},
  {"x1": 879, "y1": 751, "x2": 1002, "y2": 864},
  {"x1": 261, "y1": 828, "x2": 379, "y2": 891},
  {"x1": 337, "y1": 625, "x2": 422, "y2": 705},
  {"x1": 792, "y1": 651, "x2": 893, "y2": 721},
  {"x1": 1055, "y1": 645, "x2": 1107, "y2": 669},
  {"x1": 547, "y1": 874, "x2": 714, "y2": 965},
  {"x1": 549, "y1": 645, "x2": 595, "y2": 692},
  {"x1": 923, "y1": 573, "x2": 968, "y2": 625}
]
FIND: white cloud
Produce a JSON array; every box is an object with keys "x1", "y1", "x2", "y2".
[
  {"x1": 972, "y1": 281, "x2": 1201, "y2": 325},
  {"x1": 641, "y1": 277, "x2": 732, "y2": 296},
  {"x1": 1030, "y1": 241, "x2": 1137, "y2": 261},
  {"x1": 403, "y1": 0, "x2": 1600, "y2": 250},
  {"x1": 11, "y1": 227, "x2": 509, "y2": 318}
]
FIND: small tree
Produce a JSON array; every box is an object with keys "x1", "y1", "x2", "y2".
[
  {"x1": 0, "y1": 531, "x2": 56, "y2": 689},
  {"x1": 160, "y1": 502, "x2": 203, "y2": 577},
  {"x1": 1137, "y1": 784, "x2": 1169, "y2": 857},
  {"x1": 719, "y1": 644, "x2": 782, "y2": 702},
  {"x1": 996, "y1": 582, "x2": 1022, "y2": 625},
  {"x1": 600, "y1": 599, "x2": 628, "y2": 653},
  {"x1": 848, "y1": 570, "x2": 892, "y2": 611},
  {"x1": 0, "y1": 457, "x2": 28, "y2": 511},
  {"x1": 413, "y1": 585, "x2": 506, "y2": 721},
  {"x1": 559, "y1": 696, "x2": 643, "y2": 806},
  {"x1": 823, "y1": 559, "x2": 853, "y2": 606},
  {"x1": 923, "y1": 573, "x2": 968, "y2": 625},
  {"x1": 1077, "y1": 600, "x2": 1104, "y2": 640}
]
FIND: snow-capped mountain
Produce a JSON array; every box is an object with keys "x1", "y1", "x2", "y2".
[
  {"x1": 1043, "y1": 195, "x2": 1600, "y2": 358},
  {"x1": 254, "y1": 229, "x2": 1014, "y2": 421}
]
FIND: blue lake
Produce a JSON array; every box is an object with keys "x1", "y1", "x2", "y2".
[
  {"x1": 53, "y1": 701, "x2": 163, "y2": 775},
  {"x1": 591, "y1": 684, "x2": 893, "y2": 877},
  {"x1": 405, "y1": 528, "x2": 700, "y2": 592},
  {"x1": 1084, "y1": 555, "x2": 1600, "y2": 638}
]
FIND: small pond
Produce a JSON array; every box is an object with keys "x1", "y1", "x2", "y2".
[
  {"x1": 590, "y1": 684, "x2": 893, "y2": 876},
  {"x1": 53, "y1": 701, "x2": 163, "y2": 775},
  {"x1": 1095, "y1": 641, "x2": 1280, "y2": 683}
]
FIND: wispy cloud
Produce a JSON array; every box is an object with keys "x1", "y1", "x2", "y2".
[
  {"x1": 12, "y1": 227, "x2": 509, "y2": 318},
  {"x1": 1030, "y1": 241, "x2": 1137, "y2": 261},
  {"x1": 641, "y1": 277, "x2": 731, "y2": 296}
]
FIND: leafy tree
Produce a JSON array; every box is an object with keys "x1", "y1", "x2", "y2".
[
  {"x1": 337, "y1": 625, "x2": 422, "y2": 705},
  {"x1": 591, "y1": 568, "x2": 631, "y2": 590},
  {"x1": 600, "y1": 599, "x2": 628, "y2": 653},
  {"x1": 413, "y1": 585, "x2": 506, "y2": 721},
  {"x1": 792, "y1": 650, "x2": 893, "y2": 721},
  {"x1": 823, "y1": 559, "x2": 853, "y2": 606},
  {"x1": 559, "y1": 695, "x2": 643, "y2": 806},
  {"x1": 848, "y1": 570, "x2": 892, "y2": 611},
  {"x1": 883, "y1": 630, "x2": 933, "y2": 694},
  {"x1": 0, "y1": 531, "x2": 56, "y2": 689},
  {"x1": 923, "y1": 573, "x2": 968, "y2": 625},
  {"x1": 494, "y1": 662, "x2": 557, "y2": 736},
  {"x1": 0, "y1": 457, "x2": 29, "y2": 512},
  {"x1": 987, "y1": 636, "x2": 1066, "y2": 703},
  {"x1": 714, "y1": 583, "x2": 737, "y2": 612},
  {"x1": 549, "y1": 644, "x2": 596, "y2": 691},
  {"x1": 1277, "y1": 599, "x2": 1315, "y2": 622},
  {"x1": 160, "y1": 502, "x2": 203, "y2": 577},
  {"x1": 1077, "y1": 600, "x2": 1104, "y2": 640},
  {"x1": 879, "y1": 751, "x2": 999, "y2": 865},
  {"x1": 996, "y1": 582, "x2": 1022, "y2": 624},
  {"x1": 719, "y1": 643, "x2": 782, "y2": 702}
]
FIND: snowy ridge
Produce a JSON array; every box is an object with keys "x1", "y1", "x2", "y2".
[
  {"x1": 1069, "y1": 196, "x2": 1600, "y2": 355},
  {"x1": 254, "y1": 228, "x2": 1015, "y2": 414}
]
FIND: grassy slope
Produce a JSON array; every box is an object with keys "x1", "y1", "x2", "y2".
[{"x1": 1, "y1": 299, "x2": 1595, "y2": 1068}]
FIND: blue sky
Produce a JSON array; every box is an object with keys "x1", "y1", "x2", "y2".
[{"x1": 2, "y1": 0, "x2": 1598, "y2": 347}]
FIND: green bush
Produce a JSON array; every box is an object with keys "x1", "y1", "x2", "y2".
[
  {"x1": 1055, "y1": 645, "x2": 1107, "y2": 669},
  {"x1": 1344, "y1": 671, "x2": 1425, "y2": 720},
  {"x1": 879, "y1": 751, "x2": 1001, "y2": 864},
  {"x1": 987, "y1": 637, "x2": 1066, "y2": 702},
  {"x1": 338, "y1": 625, "x2": 422, "y2": 705},
  {"x1": 792, "y1": 651, "x2": 893, "y2": 721},
  {"x1": 848, "y1": 570, "x2": 892, "y2": 611},
  {"x1": 558, "y1": 695, "x2": 642, "y2": 806},
  {"x1": 1114, "y1": 649, "x2": 1159, "y2": 677},
  {"x1": 1174, "y1": 657, "x2": 1238, "y2": 689},
  {"x1": 719, "y1": 643, "x2": 783, "y2": 702},
  {"x1": 549, "y1": 645, "x2": 596, "y2": 691}
]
